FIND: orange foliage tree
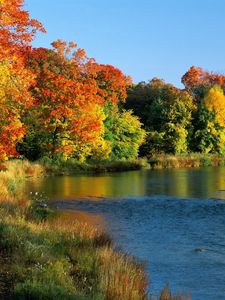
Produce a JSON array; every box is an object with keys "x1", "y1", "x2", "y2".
[
  {"x1": 0, "y1": 0, "x2": 44, "y2": 160},
  {"x1": 0, "y1": 0, "x2": 44, "y2": 53},
  {"x1": 23, "y1": 40, "x2": 107, "y2": 159},
  {"x1": 182, "y1": 66, "x2": 225, "y2": 99},
  {"x1": 92, "y1": 63, "x2": 131, "y2": 104}
]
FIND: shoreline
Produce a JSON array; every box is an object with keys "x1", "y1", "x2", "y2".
[
  {"x1": 148, "y1": 153, "x2": 225, "y2": 169},
  {"x1": 0, "y1": 160, "x2": 148, "y2": 299},
  {"x1": 36, "y1": 153, "x2": 225, "y2": 178},
  {"x1": 0, "y1": 159, "x2": 193, "y2": 299}
]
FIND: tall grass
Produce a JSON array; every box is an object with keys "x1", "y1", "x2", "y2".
[
  {"x1": 149, "y1": 153, "x2": 225, "y2": 169},
  {"x1": 99, "y1": 247, "x2": 147, "y2": 299},
  {"x1": 156, "y1": 285, "x2": 190, "y2": 300}
]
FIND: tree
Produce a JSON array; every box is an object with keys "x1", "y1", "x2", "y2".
[
  {"x1": 0, "y1": 0, "x2": 44, "y2": 160},
  {"x1": 204, "y1": 86, "x2": 225, "y2": 127},
  {"x1": 104, "y1": 107, "x2": 145, "y2": 160},
  {"x1": 22, "y1": 41, "x2": 106, "y2": 160},
  {"x1": 126, "y1": 78, "x2": 195, "y2": 155},
  {"x1": 91, "y1": 63, "x2": 131, "y2": 106},
  {"x1": 91, "y1": 64, "x2": 145, "y2": 160},
  {"x1": 0, "y1": 0, "x2": 45, "y2": 56},
  {"x1": 192, "y1": 86, "x2": 225, "y2": 153},
  {"x1": 182, "y1": 66, "x2": 225, "y2": 100}
]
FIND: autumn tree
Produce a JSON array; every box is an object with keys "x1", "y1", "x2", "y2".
[
  {"x1": 181, "y1": 67, "x2": 225, "y2": 153},
  {"x1": 0, "y1": 0, "x2": 44, "y2": 160},
  {"x1": 192, "y1": 86, "x2": 225, "y2": 153},
  {"x1": 0, "y1": 0, "x2": 44, "y2": 54},
  {"x1": 91, "y1": 64, "x2": 145, "y2": 160},
  {"x1": 182, "y1": 66, "x2": 225, "y2": 100},
  {"x1": 19, "y1": 41, "x2": 106, "y2": 160}
]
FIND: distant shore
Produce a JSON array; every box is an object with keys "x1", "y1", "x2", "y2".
[
  {"x1": 148, "y1": 153, "x2": 225, "y2": 169},
  {"x1": 37, "y1": 153, "x2": 225, "y2": 178}
]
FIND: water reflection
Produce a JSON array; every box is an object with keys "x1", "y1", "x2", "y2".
[
  {"x1": 28, "y1": 167, "x2": 225, "y2": 200},
  {"x1": 27, "y1": 170, "x2": 147, "y2": 199},
  {"x1": 147, "y1": 167, "x2": 225, "y2": 199}
]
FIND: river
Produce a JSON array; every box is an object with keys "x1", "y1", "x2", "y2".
[{"x1": 28, "y1": 167, "x2": 225, "y2": 300}]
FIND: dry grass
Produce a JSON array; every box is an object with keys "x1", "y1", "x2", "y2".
[
  {"x1": 99, "y1": 247, "x2": 147, "y2": 300},
  {"x1": 0, "y1": 160, "x2": 44, "y2": 204},
  {"x1": 157, "y1": 285, "x2": 190, "y2": 300},
  {"x1": 149, "y1": 153, "x2": 225, "y2": 169},
  {"x1": 4, "y1": 159, "x2": 45, "y2": 178}
]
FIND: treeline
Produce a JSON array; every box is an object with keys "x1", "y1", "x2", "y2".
[
  {"x1": 1, "y1": 0, "x2": 225, "y2": 164},
  {"x1": 126, "y1": 68, "x2": 225, "y2": 157}
]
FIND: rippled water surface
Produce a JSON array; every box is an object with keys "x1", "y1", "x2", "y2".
[{"x1": 28, "y1": 167, "x2": 225, "y2": 299}]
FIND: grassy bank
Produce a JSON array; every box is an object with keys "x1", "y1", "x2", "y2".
[
  {"x1": 39, "y1": 153, "x2": 225, "y2": 177},
  {"x1": 39, "y1": 157, "x2": 149, "y2": 176},
  {"x1": 0, "y1": 160, "x2": 147, "y2": 299},
  {"x1": 148, "y1": 153, "x2": 225, "y2": 169}
]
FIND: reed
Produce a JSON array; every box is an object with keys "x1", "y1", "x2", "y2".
[
  {"x1": 149, "y1": 153, "x2": 225, "y2": 169},
  {"x1": 99, "y1": 247, "x2": 147, "y2": 300},
  {"x1": 0, "y1": 160, "x2": 44, "y2": 204}
]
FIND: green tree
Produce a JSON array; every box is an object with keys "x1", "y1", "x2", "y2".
[
  {"x1": 104, "y1": 105, "x2": 145, "y2": 160},
  {"x1": 126, "y1": 78, "x2": 195, "y2": 155}
]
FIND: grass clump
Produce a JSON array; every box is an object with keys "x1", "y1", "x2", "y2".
[
  {"x1": 99, "y1": 247, "x2": 147, "y2": 299},
  {"x1": 155, "y1": 285, "x2": 190, "y2": 300}
]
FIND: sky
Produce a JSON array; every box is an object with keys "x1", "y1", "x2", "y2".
[{"x1": 24, "y1": 0, "x2": 225, "y2": 88}]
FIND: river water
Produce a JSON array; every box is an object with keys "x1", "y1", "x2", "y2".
[{"x1": 28, "y1": 167, "x2": 225, "y2": 299}]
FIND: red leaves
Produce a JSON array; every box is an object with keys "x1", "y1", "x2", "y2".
[
  {"x1": 93, "y1": 64, "x2": 131, "y2": 104},
  {"x1": 182, "y1": 66, "x2": 225, "y2": 93},
  {"x1": 0, "y1": 0, "x2": 45, "y2": 51}
]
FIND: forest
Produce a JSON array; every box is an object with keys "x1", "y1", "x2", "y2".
[{"x1": 1, "y1": 0, "x2": 225, "y2": 165}]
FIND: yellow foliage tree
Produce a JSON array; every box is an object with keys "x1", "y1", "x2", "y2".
[
  {"x1": 204, "y1": 86, "x2": 225, "y2": 127},
  {"x1": 200, "y1": 86, "x2": 225, "y2": 153},
  {"x1": 0, "y1": 59, "x2": 34, "y2": 160}
]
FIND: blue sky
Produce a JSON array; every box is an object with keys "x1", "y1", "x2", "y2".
[{"x1": 25, "y1": 0, "x2": 225, "y2": 87}]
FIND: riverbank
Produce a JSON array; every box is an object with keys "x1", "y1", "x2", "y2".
[
  {"x1": 0, "y1": 160, "x2": 147, "y2": 299},
  {"x1": 148, "y1": 153, "x2": 225, "y2": 169},
  {"x1": 39, "y1": 153, "x2": 225, "y2": 177}
]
